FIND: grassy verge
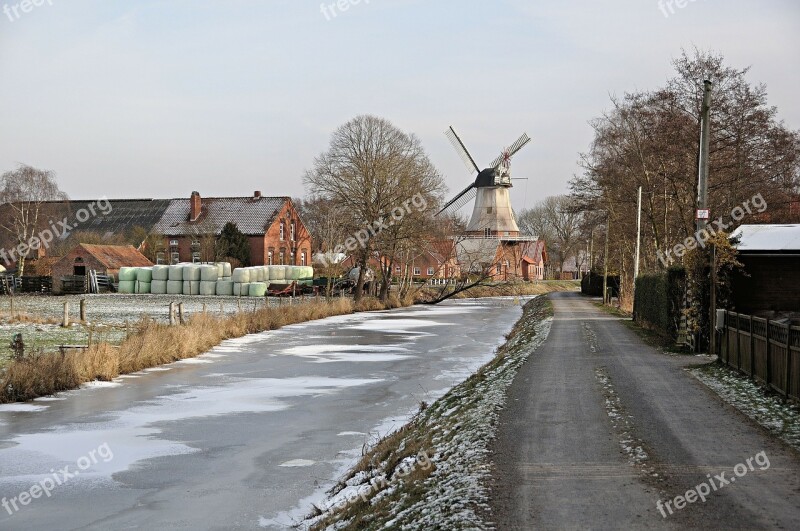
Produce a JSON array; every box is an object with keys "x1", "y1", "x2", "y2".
[
  {"x1": 690, "y1": 362, "x2": 800, "y2": 451},
  {"x1": 305, "y1": 296, "x2": 554, "y2": 530},
  {"x1": 0, "y1": 297, "x2": 390, "y2": 403}
]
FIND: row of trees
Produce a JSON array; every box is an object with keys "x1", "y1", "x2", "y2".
[{"x1": 561, "y1": 48, "x2": 799, "y2": 308}]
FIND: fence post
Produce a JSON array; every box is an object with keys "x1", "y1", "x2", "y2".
[
  {"x1": 783, "y1": 323, "x2": 791, "y2": 399},
  {"x1": 178, "y1": 302, "x2": 185, "y2": 325},
  {"x1": 749, "y1": 315, "x2": 755, "y2": 378},
  {"x1": 62, "y1": 302, "x2": 69, "y2": 328},
  {"x1": 169, "y1": 302, "x2": 176, "y2": 326},
  {"x1": 10, "y1": 296, "x2": 14, "y2": 319},
  {"x1": 765, "y1": 318, "x2": 771, "y2": 387},
  {"x1": 202, "y1": 303, "x2": 207, "y2": 314},
  {"x1": 80, "y1": 298, "x2": 87, "y2": 322},
  {"x1": 735, "y1": 313, "x2": 741, "y2": 371}
]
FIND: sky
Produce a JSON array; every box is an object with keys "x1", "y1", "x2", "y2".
[{"x1": 1, "y1": 0, "x2": 798, "y2": 215}]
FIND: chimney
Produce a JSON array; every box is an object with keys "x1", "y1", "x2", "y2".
[
  {"x1": 254, "y1": 190, "x2": 262, "y2": 199},
  {"x1": 190, "y1": 191, "x2": 201, "y2": 221}
]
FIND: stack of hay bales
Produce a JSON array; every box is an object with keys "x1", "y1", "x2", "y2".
[
  {"x1": 167, "y1": 265, "x2": 184, "y2": 294},
  {"x1": 113, "y1": 261, "x2": 241, "y2": 296}
]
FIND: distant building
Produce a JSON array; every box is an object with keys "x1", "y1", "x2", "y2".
[
  {"x1": 0, "y1": 191, "x2": 312, "y2": 270},
  {"x1": 729, "y1": 224, "x2": 800, "y2": 313},
  {"x1": 51, "y1": 243, "x2": 152, "y2": 294}
]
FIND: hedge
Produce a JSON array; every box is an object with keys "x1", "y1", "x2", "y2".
[{"x1": 633, "y1": 266, "x2": 685, "y2": 340}]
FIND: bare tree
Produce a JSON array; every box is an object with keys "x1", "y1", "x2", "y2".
[
  {"x1": 304, "y1": 115, "x2": 445, "y2": 302},
  {"x1": 0, "y1": 165, "x2": 68, "y2": 276},
  {"x1": 519, "y1": 195, "x2": 585, "y2": 278}
]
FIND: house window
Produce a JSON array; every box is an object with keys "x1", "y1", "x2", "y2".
[
  {"x1": 427, "y1": 267, "x2": 435, "y2": 276},
  {"x1": 156, "y1": 252, "x2": 165, "y2": 265},
  {"x1": 268, "y1": 251, "x2": 273, "y2": 265},
  {"x1": 290, "y1": 251, "x2": 295, "y2": 265},
  {"x1": 484, "y1": 228, "x2": 491, "y2": 237},
  {"x1": 191, "y1": 239, "x2": 200, "y2": 247},
  {"x1": 300, "y1": 251, "x2": 306, "y2": 266},
  {"x1": 169, "y1": 239, "x2": 179, "y2": 246},
  {"x1": 487, "y1": 206, "x2": 493, "y2": 213},
  {"x1": 192, "y1": 252, "x2": 201, "y2": 263},
  {"x1": 171, "y1": 252, "x2": 180, "y2": 264},
  {"x1": 279, "y1": 250, "x2": 285, "y2": 265},
  {"x1": 279, "y1": 221, "x2": 285, "y2": 241},
  {"x1": 414, "y1": 267, "x2": 421, "y2": 276},
  {"x1": 290, "y1": 221, "x2": 296, "y2": 241},
  {"x1": 496, "y1": 264, "x2": 502, "y2": 275}
]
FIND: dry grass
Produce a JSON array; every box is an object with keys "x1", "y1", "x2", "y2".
[
  {"x1": 0, "y1": 297, "x2": 381, "y2": 403},
  {"x1": 0, "y1": 310, "x2": 61, "y2": 325}
]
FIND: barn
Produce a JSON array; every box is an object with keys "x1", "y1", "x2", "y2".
[{"x1": 51, "y1": 244, "x2": 153, "y2": 294}]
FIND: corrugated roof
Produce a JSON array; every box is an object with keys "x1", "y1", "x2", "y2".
[
  {"x1": 77, "y1": 244, "x2": 153, "y2": 269},
  {"x1": 730, "y1": 224, "x2": 800, "y2": 252},
  {"x1": 153, "y1": 196, "x2": 286, "y2": 236}
]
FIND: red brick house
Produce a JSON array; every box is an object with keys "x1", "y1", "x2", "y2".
[{"x1": 151, "y1": 191, "x2": 312, "y2": 267}]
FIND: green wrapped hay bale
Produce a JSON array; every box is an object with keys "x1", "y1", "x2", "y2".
[
  {"x1": 152, "y1": 265, "x2": 169, "y2": 281},
  {"x1": 200, "y1": 265, "x2": 218, "y2": 282},
  {"x1": 168, "y1": 265, "x2": 184, "y2": 281},
  {"x1": 118, "y1": 280, "x2": 135, "y2": 294},
  {"x1": 184, "y1": 265, "x2": 201, "y2": 281},
  {"x1": 199, "y1": 280, "x2": 216, "y2": 296},
  {"x1": 248, "y1": 282, "x2": 268, "y2": 297},
  {"x1": 167, "y1": 280, "x2": 183, "y2": 295},
  {"x1": 136, "y1": 267, "x2": 153, "y2": 282},
  {"x1": 135, "y1": 281, "x2": 151, "y2": 294},
  {"x1": 236, "y1": 282, "x2": 251, "y2": 297},
  {"x1": 118, "y1": 267, "x2": 137, "y2": 282},
  {"x1": 269, "y1": 266, "x2": 285, "y2": 281},
  {"x1": 183, "y1": 280, "x2": 200, "y2": 295},
  {"x1": 151, "y1": 280, "x2": 168, "y2": 294},
  {"x1": 221, "y1": 262, "x2": 232, "y2": 277},
  {"x1": 216, "y1": 280, "x2": 234, "y2": 296},
  {"x1": 232, "y1": 268, "x2": 250, "y2": 283}
]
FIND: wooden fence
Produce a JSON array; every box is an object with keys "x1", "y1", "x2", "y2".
[{"x1": 720, "y1": 310, "x2": 800, "y2": 401}]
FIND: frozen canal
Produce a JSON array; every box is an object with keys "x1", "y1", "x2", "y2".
[{"x1": 0, "y1": 298, "x2": 524, "y2": 530}]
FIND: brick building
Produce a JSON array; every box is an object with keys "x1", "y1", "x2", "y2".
[{"x1": 51, "y1": 244, "x2": 152, "y2": 294}]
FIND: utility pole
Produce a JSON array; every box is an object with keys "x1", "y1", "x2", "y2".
[
  {"x1": 634, "y1": 186, "x2": 642, "y2": 292},
  {"x1": 602, "y1": 213, "x2": 610, "y2": 304},
  {"x1": 696, "y1": 80, "x2": 713, "y2": 233}
]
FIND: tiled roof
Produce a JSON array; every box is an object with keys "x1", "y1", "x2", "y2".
[
  {"x1": 153, "y1": 196, "x2": 286, "y2": 236},
  {"x1": 68, "y1": 199, "x2": 172, "y2": 235},
  {"x1": 76, "y1": 243, "x2": 153, "y2": 269}
]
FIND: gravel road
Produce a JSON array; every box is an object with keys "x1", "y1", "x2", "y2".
[{"x1": 490, "y1": 292, "x2": 800, "y2": 529}]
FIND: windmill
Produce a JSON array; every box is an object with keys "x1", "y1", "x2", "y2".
[{"x1": 438, "y1": 126, "x2": 531, "y2": 237}]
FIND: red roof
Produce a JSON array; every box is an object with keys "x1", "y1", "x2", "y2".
[{"x1": 75, "y1": 244, "x2": 153, "y2": 269}]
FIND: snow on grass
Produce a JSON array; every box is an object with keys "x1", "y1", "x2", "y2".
[
  {"x1": 303, "y1": 296, "x2": 552, "y2": 531},
  {"x1": 690, "y1": 363, "x2": 800, "y2": 451}
]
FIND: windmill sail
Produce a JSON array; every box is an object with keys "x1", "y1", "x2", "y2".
[
  {"x1": 437, "y1": 183, "x2": 477, "y2": 215},
  {"x1": 490, "y1": 133, "x2": 531, "y2": 169},
  {"x1": 445, "y1": 126, "x2": 480, "y2": 174}
]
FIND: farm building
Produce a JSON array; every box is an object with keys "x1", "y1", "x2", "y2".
[
  {"x1": 0, "y1": 192, "x2": 312, "y2": 269},
  {"x1": 51, "y1": 243, "x2": 153, "y2": 294},
  {"x1": 729, "y1": 224, "x2": 800, "y2": 314},
  {"x1": 151, "y1": 192, "x2": 311, "y2": 267}
]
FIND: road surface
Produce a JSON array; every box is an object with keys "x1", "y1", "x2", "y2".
[
  {"x1": 0, "y1": 298, "x2": 524, "y2": 530},
  {"x1": 491, "y1": 292, "x2": 800, "y2": 529}
]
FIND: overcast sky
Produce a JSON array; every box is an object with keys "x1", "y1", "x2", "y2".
[{"x1": 1, "y1": 0, "x2": 798, "y2": 214}]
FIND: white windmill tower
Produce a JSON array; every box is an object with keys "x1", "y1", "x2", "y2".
[{"x1": 437, "y1": 126, "x2": 531, "y2": 238}]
